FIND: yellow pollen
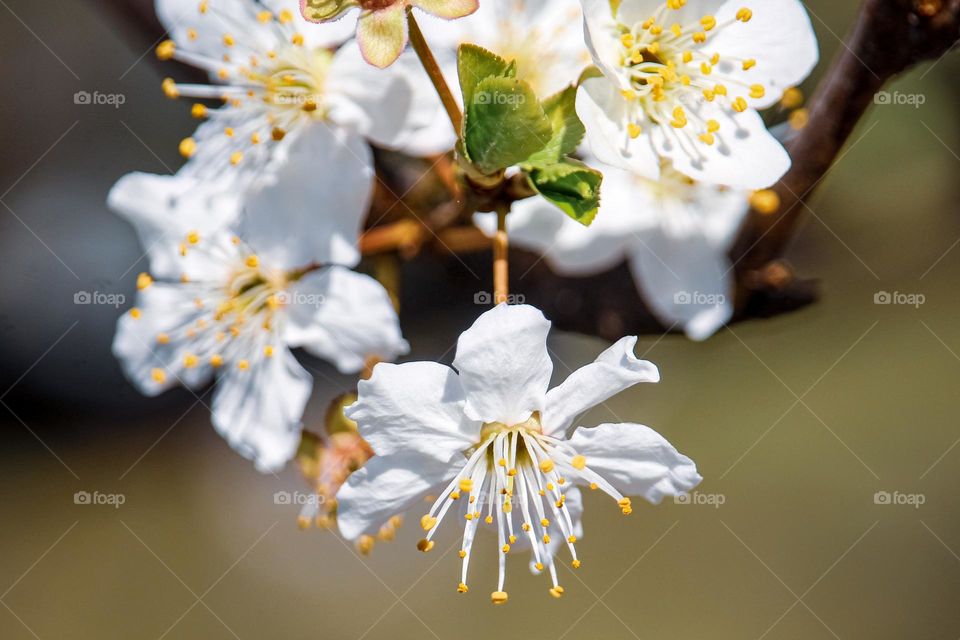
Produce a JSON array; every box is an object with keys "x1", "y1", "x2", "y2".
[
  {"x1": 707, "y1": 119, "x2": 720, "y2": 132},
  {"x1": 210, "y1": 355, "x2": 224, "y2": 368},
  {"x1": 179, "y1": 137, "x2": 197, "y2": 158},
  {"x1": 736, "y1": 7, "x2": 753, "y2": 22},
  {"x1": 186, "y1": 28, "x2": 198, "y2": 41},
  {"x1": 750, "y1": 189, "x2": 781, "y2": 215},
  {"x1": 292, "y1": 33, "x2": 304, "y2": 46},
  {"x1": 137, "y1": 273, "x2": 153, "y2": 290},
  {"x1": 549, "y1": 586, "x2": 565, "y2": 598},
  {"x1": 572, "y1": 559, "x2": 582, "y2": 569},
  {"x1": 272, "y1": 127, "x2": 287, "y2": 141},
  {"x1": 543, "y1": 534, "x2": 551, "y2": 544},
  {"x1": 491, "y1": 591, "x2": 509, "y2": 605},
  {"x1": 700, "y1": 62, "x2": 712, "y2": 75},
  {"x1": 245, "y1": 255, "x2": 260, "y2": 268},
  {"x1": 682, "y1": 50, "x2": 693, "y2": 63},
  {"x1": 693, "y1": 32, "x2": 706, "y2": 43},
  {"x1": 742, "y1": 58, "x2": 757, "y2": 71},
  {"x1": 459, "y1": 550, "x2": 467, "y2": 558},
  {"x1": 522, "y1": 523, "x2": 531, "y2": 532},
  {"x1": 198, "y1": 0, "x2": 208, "y2": 13},
  {"x1": 217, "y1": 68, "x2": 229, "y2": 80},
  {"x1": 356, "y1": 535, "x2": 375, "y2": 555},
  {"x1": 781, "y1": 87, "x2": 804, "y2": 109},
  {"x1": 509, "y1": 535, "x2": 517, "y2": 544},
  {"x1": 498, "y1": 458, "x2": 507, "y2": 467},
  {"x1": 732, "y1": 97, "x2": 748, "y2": 112},
  {"x1": 789, "y1": 108, "x2": 809, "y2": 130},
  {"x1": 620, "y1": 33, "x2": 634, "y2": 47},
  {"x1": 151, "y1": 368, "x2": 167, "y2": 383},
  {"x1": 714, "y1": 84, "x2": 728, "y2": 96},
  {"x1": 279, "y1": 9, "x2": 294, "y2": 22},
  {"x1": 162, "y1": 78, "x2": 179, "y2": 99},
  {"x1": 750, "y1": 84, "x2": 766, "y2": 99},
  {"x1": 667, "y1": 0, "x2": 685, "y2": 10},
  {"x1": 484, "y1": 515, "x2": 493, "y2": 524},
  {"x1": 224, "y1": 127, "x2": 235, "y2": 138},
  {"x1": 450, "y1": 491, "x2": 460, "y2": 500},
  {"x1": 156, "y1": 40, "x2": 176, "y2": 61},
  {"x1": 535, "y1": 562, "x2": 544, "y2": 571},
  {"x1": 186, "y1": 230, "x2": 200, "y2": 245},
  {"x1": 223, "y1": 34, "x2": 235, "y2": 47},
  {"x1": 230, "y1": 151, "x2": 243, "y2": 165},
  {"x1": 699, "y1": 133, "x2": 716, "y2": 145},
  {"x1": 701, "y1": 15, "x2": 717, "y2": 30},
  {"x1": 416, "y1": 539, "x2": 434, "y2": 552},
  {"x1": 465, "y1": 513, "x2": 473, "y2": 521},
  {"x1": 183, "y1": 354, "x2": 198, "y2": 369},
  {"x1": 541, "y1": 518, "x2": 550, "y2": 527},
  {"x1": 671, "y1": 23, "x2": 682, "y2": 37},
  {"x1": 710, "y1": 53, "x2": 720, "y2": 65},
  {"x1": 459, "y1": 478, "x2": 474, "y2": 492},
  {"x1": 627, "y1": 123, "x2": 643, "y2": 139},
  {"x1": 263, "y1": 346, "x2": 275, "y2": 358},
  {"x1": 257, "y1": 10, "x2": 273, "y2": 22},
  {"x1": 457, "y1": 583, "x2": 469, "y2": 593},
  {"x1": 238, "y1": 359, "x2": 250, "y2": 371},
  {"x1": 251, "y1": 133, "x2": 261, "y2": 145},
  {"x1": 501, "y1": 544, "x2": 510, "y2": 553},
  {"x1": 420, "y1": 514, "x2": 437, "y2": 531},
  {"x1": 129, "y1": 308, "x2": 142, "y2": 320},
  {"x1": 156, "y1": 333, "x2": 170, "y2": 345}
]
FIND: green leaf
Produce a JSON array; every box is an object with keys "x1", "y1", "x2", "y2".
[
  {"x1": 527, "y1": 159, "x2": 603, "y2": 225},
  {"x1": 464, "y1": 75, "x2": 553, "y2": 175},
  {"x1": 457, "y1": 44, "x2": 510, "y2": 111},
  {"x1": 525, "y1": 85, "x2": 585, "y2": 166}
]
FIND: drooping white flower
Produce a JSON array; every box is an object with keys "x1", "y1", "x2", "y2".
[
  {"x1": 476, "y1": 154, "x2": 750, "y2": 340},
  {"x1": 398, "y1": 0, "x2": 594, "y2": 155},
  {"x1": 336, "y1": 304, "x2": 700, "y2": 601},
  {"x1": 110, "y1": 128, "x2": 408, "y2": 472},
  {"x1": 153, "y1": 0, "x2": 426, "y2": 189},
  {"x1": 577, "y1": 0, "x2": 818, "y2": 189}
]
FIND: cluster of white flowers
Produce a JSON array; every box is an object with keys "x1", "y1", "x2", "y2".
[{"x1": 110, "y1": 0, "x2": 817, "y2": 601}]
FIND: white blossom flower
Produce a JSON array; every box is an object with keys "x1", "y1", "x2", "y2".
[
  {"x1": 153, "y1": 0, "x2": 427, "y2": 190},
  {"x1": 476, "y1": 154, "x2": 750, "y2": 340},
  {"x1": 398, "y1": 0, "x2": 594, "y2": 155},
  {"x1": 336, "y1": 304, "x2": 700, "y2": 601},
  {"x1": 577, "y1": 0, "x2": 818, "y2": 189},
  {"x1": 110, "y1": 128, "x2": 408, "y2": 472}
]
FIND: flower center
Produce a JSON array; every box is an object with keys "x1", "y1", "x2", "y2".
[{"x1": 613, "y1": 1, "x2": 763, "y2": 147}]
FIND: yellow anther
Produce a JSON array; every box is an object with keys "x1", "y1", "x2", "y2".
[
  {"x1": 742, "y1": 58, "x2": 757, "y2": 71},
  {"x1": 356, "y1": 535, "x2": 375, "y2": 555},
  {"x1": 465, "y1": 513, "x2": 473, "y2": 521},
  {"x1": 420, "y1": 514, "x2": 437, "y2": 531},
  {"x1": 546, "y1": 483, "x2": 555, "y2": 491},
  {"x1": 484, "y1": 515, "x2": 493, "y2": 524},
  {"x1": 263, "y1": 346, "x2": 275, "y2": 358},
  {"x1": 162, "y1": 78, "x2": 179, "y2": 99},
  {"x1": 549, "y1": 586, "x2": 565, "y2": 598},
  {"x1": 179, "y1": 137, "x2": 197, "y2": 158},
  {"x1": 450, "y1": 491, "x2": 460, "y2": 501},
  {"x1": 642, "y1": 17, "x2": 655, "y2": 29},
  {"x1": 151, "y1": 368, "x2": 167, "y2": 383},
  {"x1": 251, "y1": 133, "x2": 261, "y2": 145},
  {"x1": 223, "y1": 34, "x2": 235, "y2": 47},
  {"x1": 750, "y1": 84, "x2": 766, "y2": 99},
  {"x1": 701, "y1": 15, "x2": 717, "y2": 30},
  {"x1": 699, "y1": 133, "x2": 716, "y2": 145},
  {"x1": 183, "y1": 354, "x2": 198, "y2": 369},
  {"x1": 297, "y1": 515, "x2": 311, "y2": 530},
  {"x1": 649, "y1": 24, "x2": 663, "y2": 36},
  {"x1": 245, "y1": 255, "x2": 260, "y2": 268},
  {"x1": 186, "y1": 28, "x2": 198, "y2": 40},
  {"x1": 710, "y1": 53, "x2": 720, "y2": 65},
  {"x1": 572, "y1": 559, "x2": 582, "y2": 569},
  {"x1": 459, "y1": 478, "x2": 474, "y2": 492},
  {"x1": 509, "y1": 535, "x2": 517, "y2": 544},
  {"x1": 693, "y1": 32, "x2": 706, "y2": 43},
  {"x1": 156, "y1": 333, "x2": 170, "y2": 345},
  {"x1": 707, "y1": 119, "x2": 720, "y2": 132},
  {"x1": 736, "y1": 7, "x2": 753, "y2": 22},
  {"x1": 568, "y1": 535, "x2": 577, "y2": 543},
  {"x1": 732, "y1": 97, "x2": 748, "y2": 112},
  {"x1": 278, "y1": 8, "x2": 294, "y2": 22},
  {"x1": 491, "y1": 591, "x2": 509, "y2": 605},
  {"x1": 750, "y1": 189, "x2": 781, "y2": 215},
  {"x1": 620, "y1": 89, "x2": 637, "y2": 101},
  {"x1": 667, "y1": 0, "x2": 686, "y2": 9},
  {"x1": 224, "y1": 127, "x2": 235, "y2": 138},
  {"x1": 198, "y1": 0, "x2": 208, "y2": 13},
  {"x1": 189, "y1": 103, "x2": 208, "y2": 121},
  {"x1": 541, "y1": 518, "x2": 550, "y2": 527},
  {"x1": 535, "y1": 562, "x2": 544, "y2": 571},
  {"x1": 238, "y1": 359, "x2": 250, "y2": 371},
  {"x1": 156, "y1": 40, "x2": 176, "y2": 61},
  {"x1": 257, "y1": 10, "x2": 273, "y2": 22},
  {"x1": 459, "y1": 550, "x2": 467, "y2": 558},
  {"x1": 714, "y1": 83, "x2": 728, "y2": 96},
  {"x1": 789, "y1": 108, "x2": 809, "y2": 130},
  {"x1": 620, "y1": 33, "x2": 634, "y2": 47},
  {"x1": 217, "y1": 68, "x2": 230, "y2": 80},
  {"x1": 501, "y1": 544, "x2": 510, "y2": 553},
  {"x1": 781, "y1": 87, "x2": 804, "y2": 109},
  {"x1": 457, "y1": 583, "x2": 469, "y2": 593},
  {"x1": 682, "y1": 50, "x2": 693, "y2": 63},
  {"x1": 185, "y1": 230, "x2": 200, "y2": 245},
  {"x1": 137, "y1": 273, "x2": 153, "y2": 290},
  {"x1": 703, "y1": 89, "x2": 716, "y2": 102},
  {"x1": 646, "y1": 41, "x2": 661, "y2": 54},
  {"x1": 700, "y1": 61, "x2": 712, "y2": 75},
  {"x1": 543, "y1": 534, "x2": 551, "y2": 543},
  {"x1": 292, "y1": 33, "x2": 304, "y2": 46},
  {"x1": 521, "y1": 523, "x2": 531, "y2": 532},
  {"x1": 497, "y1": 458, "x2": 507, "y2": 467},
  {"x1": 230, "y1": 151, "x2": 244, "y2": 166},
  {"x1": 671, "y1": 23, "x2": 682, "y2": 37},
  {"x1": 416, "y1": 539, "x2": 434, "y2": 552},
  {"x1": 627, "y1": 123, "x2": 643, "y2": 139},
  {"x1": 271, "y1": 127, "x2": 287, "y2": 141},
  {"x1": 129, "y1": 308, "x2": 142, "y2": 320},
  {"x1": 210, "y1": 355, "x2": 224, "y2": 368}
]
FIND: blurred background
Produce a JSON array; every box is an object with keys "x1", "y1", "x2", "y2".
[{"x1": 2, "y1": 0, "x2": 960, "y2": 637}]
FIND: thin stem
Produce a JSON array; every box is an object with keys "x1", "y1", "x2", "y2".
[
  {"x1": 493, "y1": 205, "x2": 509, "y2": 304},
  {"x1": 405, "y1": 7, "x2": 463, "y2": 135}
]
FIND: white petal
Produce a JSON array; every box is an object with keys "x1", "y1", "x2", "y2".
[
  {"x1": 649, "y1": 105, "x2": 790, "y2": 190},
  {"x1": 336, "y1": 453, "x2": 460, "y2": 540},
  {"x1": 112, "y1": 283, "x2": 216, "y2": 395},
  {"x1": 710, "y1": 0, "x2": 818, "y2": 109},
  {"x1": 568, "y1": 422, "x2": 701, "y2": 503},
  {"x1": 383, "y1": 51, "x2": 459, "y2": 156},
  {"x1": 345, "y1": 361, "x2": 479, "y2": 461},
  {"x1": 283, "y1": 267, "x2": 409, "y2": 373},
  {"x1": 327, "y1": 44, "x2": 416, "y2": 149},
  {"x1": 262, "y1": 0, "x2": 358, "y2": 48},
  {"x1": 579, "y1": 0, "x2": 627, "y2": 78},
  {"x1": 627, "y1": 217, "x2": 735, "y2": 341},
  {"x1": 211, "y1": 347, "x2": 312, "y2": 473},
  {"x1": 453, "y1": 304, "x2": 553, "y2": 425},
  {"x1": 239, "y1": 125, "x2": 373, "y2": 270},
  {"x1": 543, "y1": 337, "x2": 659, "y2": 436},
  {"x1": 577, "y1": 77, "x2": 661, "y2": 180},
  {"x1": 108, "y1": 172, "x2": 240, "y2": 281}
]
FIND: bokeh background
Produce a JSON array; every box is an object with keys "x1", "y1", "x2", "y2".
[{"x1": 2, "y1": 0, "x2": 960, "y2": 638}]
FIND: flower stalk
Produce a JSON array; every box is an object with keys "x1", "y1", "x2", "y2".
[
  {"x1": 405, "y1": 7, "x2": 463, "y2": 135},
  {"x1": 493, "y1": 204, "x2": 509, "y2": 304}
]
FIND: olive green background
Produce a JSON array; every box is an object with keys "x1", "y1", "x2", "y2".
[{"x1": 1, "y1": 0, "x2": 959, "y2": 637}]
